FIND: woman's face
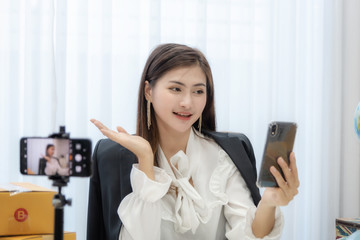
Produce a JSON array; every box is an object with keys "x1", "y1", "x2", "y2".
[
  {"x1": 146, "y1": 65, "x2": 207, "y2": 136},
  {"x1": 47, "y1": 146, "x2": 55, "y2": 157}
]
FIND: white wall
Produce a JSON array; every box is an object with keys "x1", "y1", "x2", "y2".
[{"x1": 341, "y1": 0, "x2": 360, "y2": 218}]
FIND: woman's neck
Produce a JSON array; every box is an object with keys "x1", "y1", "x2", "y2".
[{"x1": 158, "y1": 128, "x2": 191, "y2": 161}]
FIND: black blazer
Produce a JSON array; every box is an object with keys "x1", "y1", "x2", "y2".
[
  {"x1": 87, "y1": 130, "x2": 261, "y2": 240},
  {"x1": 38, "y1": 158, "x2": 47, "y2": 175}
]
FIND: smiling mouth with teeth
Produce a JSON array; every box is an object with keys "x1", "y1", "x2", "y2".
[{"x1": 174, "y1": 112, "x2": 192, "y2": 118}]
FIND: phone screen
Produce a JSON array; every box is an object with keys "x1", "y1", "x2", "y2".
[{"x1": 20, "y1": 137, "x2": 92, "y2": 177}]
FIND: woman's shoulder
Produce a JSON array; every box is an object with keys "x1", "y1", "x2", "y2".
[
  {"x1": 202, "y1": 129, "x2": 256, "y2": 164},
  {"x1": 203, "y1": 129, "x2": 260, "y2": 205},
  {"x1": 202, "y1": 130, "x2": 252, "y2": 148}
]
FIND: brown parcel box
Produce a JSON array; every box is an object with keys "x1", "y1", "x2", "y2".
[
  {"x1": 0, "y1": 182, "x2": 56, "y2": 236},
  {"x1": 0, "y1": 232, "x2": 76, "y2": 240}
]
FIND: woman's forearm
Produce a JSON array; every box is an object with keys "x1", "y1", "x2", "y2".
[{"x1": 251, "y1": 200, "x2": 276, "y2": 238}]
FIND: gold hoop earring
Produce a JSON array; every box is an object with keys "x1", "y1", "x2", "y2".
[
  {"x1": 198, "y1": 115, "x2": 202, "y2": 133},
  {"x1": 147, "y1": 100, "x2": 151, "y2": 130}
]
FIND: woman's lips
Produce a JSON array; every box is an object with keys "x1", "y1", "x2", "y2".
[{"x1": 173, "y1": 112, "x2": 192, "y2": 120}]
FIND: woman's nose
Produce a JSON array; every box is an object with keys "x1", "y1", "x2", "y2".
[{"x1": 179, "y1": 93, "x2": 192, "y2": 108}]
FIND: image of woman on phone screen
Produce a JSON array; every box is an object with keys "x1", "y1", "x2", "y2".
[
  {"x1": 39, "y1": 144, "x2": 69, "y2": 176},
  {"x1": 87, "y1": 43, "x2": 300, "y2": 240}
]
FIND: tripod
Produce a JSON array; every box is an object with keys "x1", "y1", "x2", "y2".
[
  {"x1": 48, "y1": 126, "x2": 72, "y2": 240},
  {"x1": 50, "y1": 176, "x2": 72, "y2": 240}
]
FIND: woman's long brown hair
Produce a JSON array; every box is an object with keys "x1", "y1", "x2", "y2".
[{"x1": 136, "y1": 43, "x2": 216, "y2": 162}]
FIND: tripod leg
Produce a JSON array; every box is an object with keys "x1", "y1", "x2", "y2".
[{"x1": 54, "y1": 207, "x2": 64, "y2": 240}]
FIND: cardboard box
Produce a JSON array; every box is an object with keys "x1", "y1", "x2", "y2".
[
  {"x1": 0, "y1": 183, "x2": 56, "y2": 236},
  {"x1": 0, "y1": 232, "x2": 76, "y2": 240},
  {"x1": 336, "y1": 217, "x2": 360, "y2": 239}
]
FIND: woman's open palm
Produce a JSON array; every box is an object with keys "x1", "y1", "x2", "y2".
[{"x1": 90, "y1": 119, "x2": 153, "y2": 164}]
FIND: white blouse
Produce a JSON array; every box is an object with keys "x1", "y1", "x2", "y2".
[
  {"x1": 44, "y1": 157, "x2": 69, "y2": 176},
  {"x1": 118, "y1": 129, "x2": 283, "y2": 240}
]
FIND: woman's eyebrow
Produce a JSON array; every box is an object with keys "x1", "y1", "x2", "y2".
[
  {"x1": 169, "y1": 81, "x2": 206, "y2": 87},
  {"x1": 194, "y1": 83, "x2": 206, "y2": 87}
]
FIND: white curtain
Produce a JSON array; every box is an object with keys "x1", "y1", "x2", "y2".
[{"x1": 1, "y1": 0, "x2": 359, "y2": 239}]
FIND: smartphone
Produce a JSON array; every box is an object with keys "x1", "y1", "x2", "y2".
[
  {"x1": 257, "y1": 121, "x2": 297, "y2": 188},
  {"x1": 20, "y1": 137, "x2": 92, "y2": 177}
]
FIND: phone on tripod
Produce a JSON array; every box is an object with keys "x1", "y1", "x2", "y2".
[
  {"x1": 257, "y1": 121, "x2": 297, "y2": 188},
  {"x1": 20, "y1": 137, "x2": 92, "y2": 177}
]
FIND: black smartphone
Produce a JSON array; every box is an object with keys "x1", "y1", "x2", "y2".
[
  {"x1": 257, "y1": 121, "x2": 297, "y2": 188},
  {"x1": 20, "y1": 137, "x2": 92, "y2": 177}
]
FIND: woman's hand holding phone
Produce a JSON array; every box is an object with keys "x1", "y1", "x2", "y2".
[
  {"x1": 90, "y1": 119, "x2": 155, "y2": 180},
  {"x1": 261, "y1": 152, "x2": 300, "y2": 207},
  {"x1": 252, "y1": 152, "x2": 299, "y2": 237},
  {"x1": 256, "y1": 121, "x2": 300, "y2": 206}
]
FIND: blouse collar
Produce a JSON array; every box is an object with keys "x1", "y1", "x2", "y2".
[{"x1": 157, "y1": 128, "x2": 198, "y2": 177}]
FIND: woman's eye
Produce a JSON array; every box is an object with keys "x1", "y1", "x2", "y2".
[
  {"x1": 170, "y1": 87, "x2": 181, "y2": 92},
  {"x1": 194, "y1": 89, "x2": 204, "y2": 94}
]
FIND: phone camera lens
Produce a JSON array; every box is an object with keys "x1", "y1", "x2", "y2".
[
  {"x1": 271, "y1": 124, "x2": 277, "y2": 136},
  {"x1": 75, "y1": 143, "x2": 81, "y2": 150},
  {"x1": 75, "y1": 154, "x2": 82, "y2": 162}
]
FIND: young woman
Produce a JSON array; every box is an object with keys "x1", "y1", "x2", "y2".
[
  {"x1": 87, "y1": 43, "x2": 299, "y2": 240},
  {"x1": 41, "y1": 144, "x2": 69, "y2": 176}
]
